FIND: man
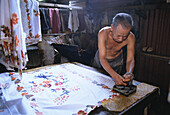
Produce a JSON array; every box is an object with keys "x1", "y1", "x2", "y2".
[{"x1": 92, "y1": 13, "x2": 135, "y2": 86}]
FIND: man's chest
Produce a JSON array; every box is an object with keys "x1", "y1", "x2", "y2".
[{"x1": 105, "y1": 40, "x2": 125, "y2": 52}]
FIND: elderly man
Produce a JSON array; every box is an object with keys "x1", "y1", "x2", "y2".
[{"x1": 92, "y1": 13, "x2": 135, "y2": 86}]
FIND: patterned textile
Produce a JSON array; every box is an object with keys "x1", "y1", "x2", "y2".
[
  {"x1": 0, "y1": 0, "x2": 28, "y2": 76},
  {"x1": 0, "y1": 63, "x2": 116, "y2": 115},
  {"x1": 49, "y1": 8, "x2": 61, "y2": 33},
  {"x1": 20, "y1": 0, "x2": 42, "y2": 46}
]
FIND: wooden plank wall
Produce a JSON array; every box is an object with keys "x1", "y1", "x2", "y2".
[{"x1": 135, "y1": 8, "x2": 170, "y2": 114}]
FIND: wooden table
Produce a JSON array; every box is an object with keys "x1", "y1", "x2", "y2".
[{"x1": 73, "y1": 62, "x2": 160, "y2": 115}]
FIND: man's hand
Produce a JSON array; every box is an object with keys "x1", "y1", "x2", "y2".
[
  {"x1": 123, "y1": 72, "x2": 134, "y2": 83},
  {"x1": 114, "y1": 74, "x2": 127, "y2": 86}
]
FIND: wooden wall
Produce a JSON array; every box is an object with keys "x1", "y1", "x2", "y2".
[{"x1": 135, "y1": 7, "x2": 170, "y2": 114}]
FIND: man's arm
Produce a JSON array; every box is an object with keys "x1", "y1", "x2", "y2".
[
  {"x1": 98, "y1": 30, "x2": 126, "y2": 85},
  {"x1": 123, "y1": 33, "x2": 135, "y2": 82}
]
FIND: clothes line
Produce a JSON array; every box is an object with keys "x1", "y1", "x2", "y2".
[
  {"x1": 39, "y1": 2, "x2": 83, "y2": 10},
  {"x1": 40, "y1": 7, "x2": 69, "y2": 12}
]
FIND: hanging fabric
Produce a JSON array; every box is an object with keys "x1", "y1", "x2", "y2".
[
  {"x1": 49, "y1": 8, "x2": 61, "y2": 33},
  {"x1": 0, "y1": 0, "x2": 28, "y2": 77},
  {"x1": 68, "y1": 10, "x2": 79, "y2": 32},
  {"x1": 0, "y1": 0, "x2": 14, "y2": 71},
  {"x1": 59, "y1": 12, "x2": 65, "y2": 33},
  {"x1": 39, "y1": 8, "x2": 51, "y2": 33},
  {"x1": 20, "y1": 0, "x2": 42, "y2": 46}
]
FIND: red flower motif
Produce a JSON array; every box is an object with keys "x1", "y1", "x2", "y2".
[
  {"x1": 11, "y1": 13, "x2": 19, "y2": 25},
  {"x1": 35, "y1": 13, "x2": 40, "y2": 16},
  {"x1": 35, "y1": 34, "x2": 39, "y2": 38},
  {"x1": 2, "y1": 26, "x2": 10, "y2": 37},
  {"x1": 21, "y1": 50, "x2": 24, "y2": 58},
  {"x1": 15, "y1": 36, "x2": 19, "y2": 47},
  {"x1": 8, "y1": 44, "x2": 11, "y2": 50},
  {"x1": 28, "y1": 25, "x2": 32, "y2": 29},
  {"x1": 55, "y1": 82, "x2": 63, "y2": 86},
  {"x1": 9, "y1": 72, "x2": 15, "y2": 75},
  {"x1": 35, "y1": 111, "x2": 43, "y2": 115},
  {"x1": 43, "y1": 81, "x2": 51, "y2": 84},
  {"x1": 102, "y1": 85, "x2": 109, "y2": 89},
  {"x1": 11, "y1": 56, "x2": 15, "y2": 63},
  {"x1": 26, "y1": 9, "x2": 29, "y2": 12},
  {"x1": 101, "y1": 98, "x2": 107, "y2": 103},
  {"x1": 0, "y1": 110, "x2": 4, "y2": 112},
  {"x1": 17, "y1": 86, "x2": 24, "y2": 91},
  {"x1": 77, "y1": 110, "x2": 87, "y2": 115},
  {"x1": 24, "y1": 0, "x2": 28, "y2": 4},
  {"x1": 27, "y1": 16, "x2": 31, "y2": 20},
  {"x1": 22, "y1": 92, "x2": 28, "y2": 96},
  {"x1": 11, "y1": 77, "x2": 16, "y2": 81},
  {"x1": 27, "y1": 36, "x2": 31, "y2": 39}
]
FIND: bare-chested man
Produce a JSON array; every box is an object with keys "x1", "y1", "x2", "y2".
[{"x1": 92, "y1": 13, "x2": 135, "y2": 86}]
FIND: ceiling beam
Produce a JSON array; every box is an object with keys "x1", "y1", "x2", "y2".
[{"x1": 39, "y1": 2, "x2": 83, "y2": 9}]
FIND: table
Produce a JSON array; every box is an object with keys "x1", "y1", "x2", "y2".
[{"x1": 73, "y1": 62, "x2": 160, "y2": 115}]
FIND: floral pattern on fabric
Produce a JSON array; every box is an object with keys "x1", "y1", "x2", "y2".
[
  {"x1": 1, "y1": 25, "x2": 11, "y2": 38},
  {"x1": 0, "y1": 63, "x2": 116, "y2": 115},
  {"x1": 0, "y1": 0, "x2": 28, "y2": 76},
  {"x1": 20, "y1": 0, "x2": 42, "y2": 45}
]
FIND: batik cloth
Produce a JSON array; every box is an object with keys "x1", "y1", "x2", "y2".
[
  {"x1": 0, "y1": 63, "x2": 116, "y2": 115},
  {"x1": 0, "y1": 0, "x2": 28, "y2": 76},
  {"x1": 20, "y1": 0, "x2": 42, "y2": 46}
]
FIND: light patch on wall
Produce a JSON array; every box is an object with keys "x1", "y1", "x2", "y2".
[{"x1": 167, "y1": 0, "x2": 170, "y2": 3}]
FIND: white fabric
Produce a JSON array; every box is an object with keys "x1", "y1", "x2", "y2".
[
  {"x1": 0, "y1": 0, "x2": 28, "y2": 73},
  {"x1": 0, "y1": 0, "x2": 12, "y2": 54},
  {"x1": 68, "y1": 10, "x2": 79, "y2": 32},
  {"x1": 20, "y1": 0, "x2": 42, "y2": 45},
  {"x1": 0, "y1": 0, "x2": 11, "y2": 41},
  {"x1": 0, "y1": 63, "x2": 115, "y2": 115},
  {"x1": 10, "y1": 0, "x2": 28, "y2": 69}
]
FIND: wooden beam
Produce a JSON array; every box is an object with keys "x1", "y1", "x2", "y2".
[{"x1": 86, "y1": 3, "x2": 170, "y2": 12}]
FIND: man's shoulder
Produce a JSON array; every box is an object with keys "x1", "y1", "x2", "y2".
[
  {"x1": 126, "y1": 32, "x2": 135, "y2": 45},
  {"x1": 99, "y1": 26, "x2": 111, "y2": 33},
  {"x1": 128, "y1": 32, "x2": 135, "y2": 41}
]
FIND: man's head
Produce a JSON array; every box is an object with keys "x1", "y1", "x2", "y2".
[{"x1": 111, "y1": 13, "x2": 133, "y2": 43}]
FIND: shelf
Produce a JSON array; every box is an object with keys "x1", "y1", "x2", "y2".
[{"x1": 140, "y1": 52, "x2": 170, "y2": 61}]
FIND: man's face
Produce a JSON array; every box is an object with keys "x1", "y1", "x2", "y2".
[{"x1": 111, "y1": 24, "x2": 131, "y2": 43}]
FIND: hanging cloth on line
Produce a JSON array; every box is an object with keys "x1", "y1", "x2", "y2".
[
  {"x1": 20, "y1": 0, "x2": 42, "y2": 46},
  {"x1": 68, "y1": 10, "x2": 79, "y2": 32},
  {"x1": 39, "y1": 8, "x2": 51, "y2": 31},
  {"x1": 49, "y1": 8, "x2": 61, "y2": 34},
  {"x1": 0, "y1": 0, "x2": 28, "y2": 77}
]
